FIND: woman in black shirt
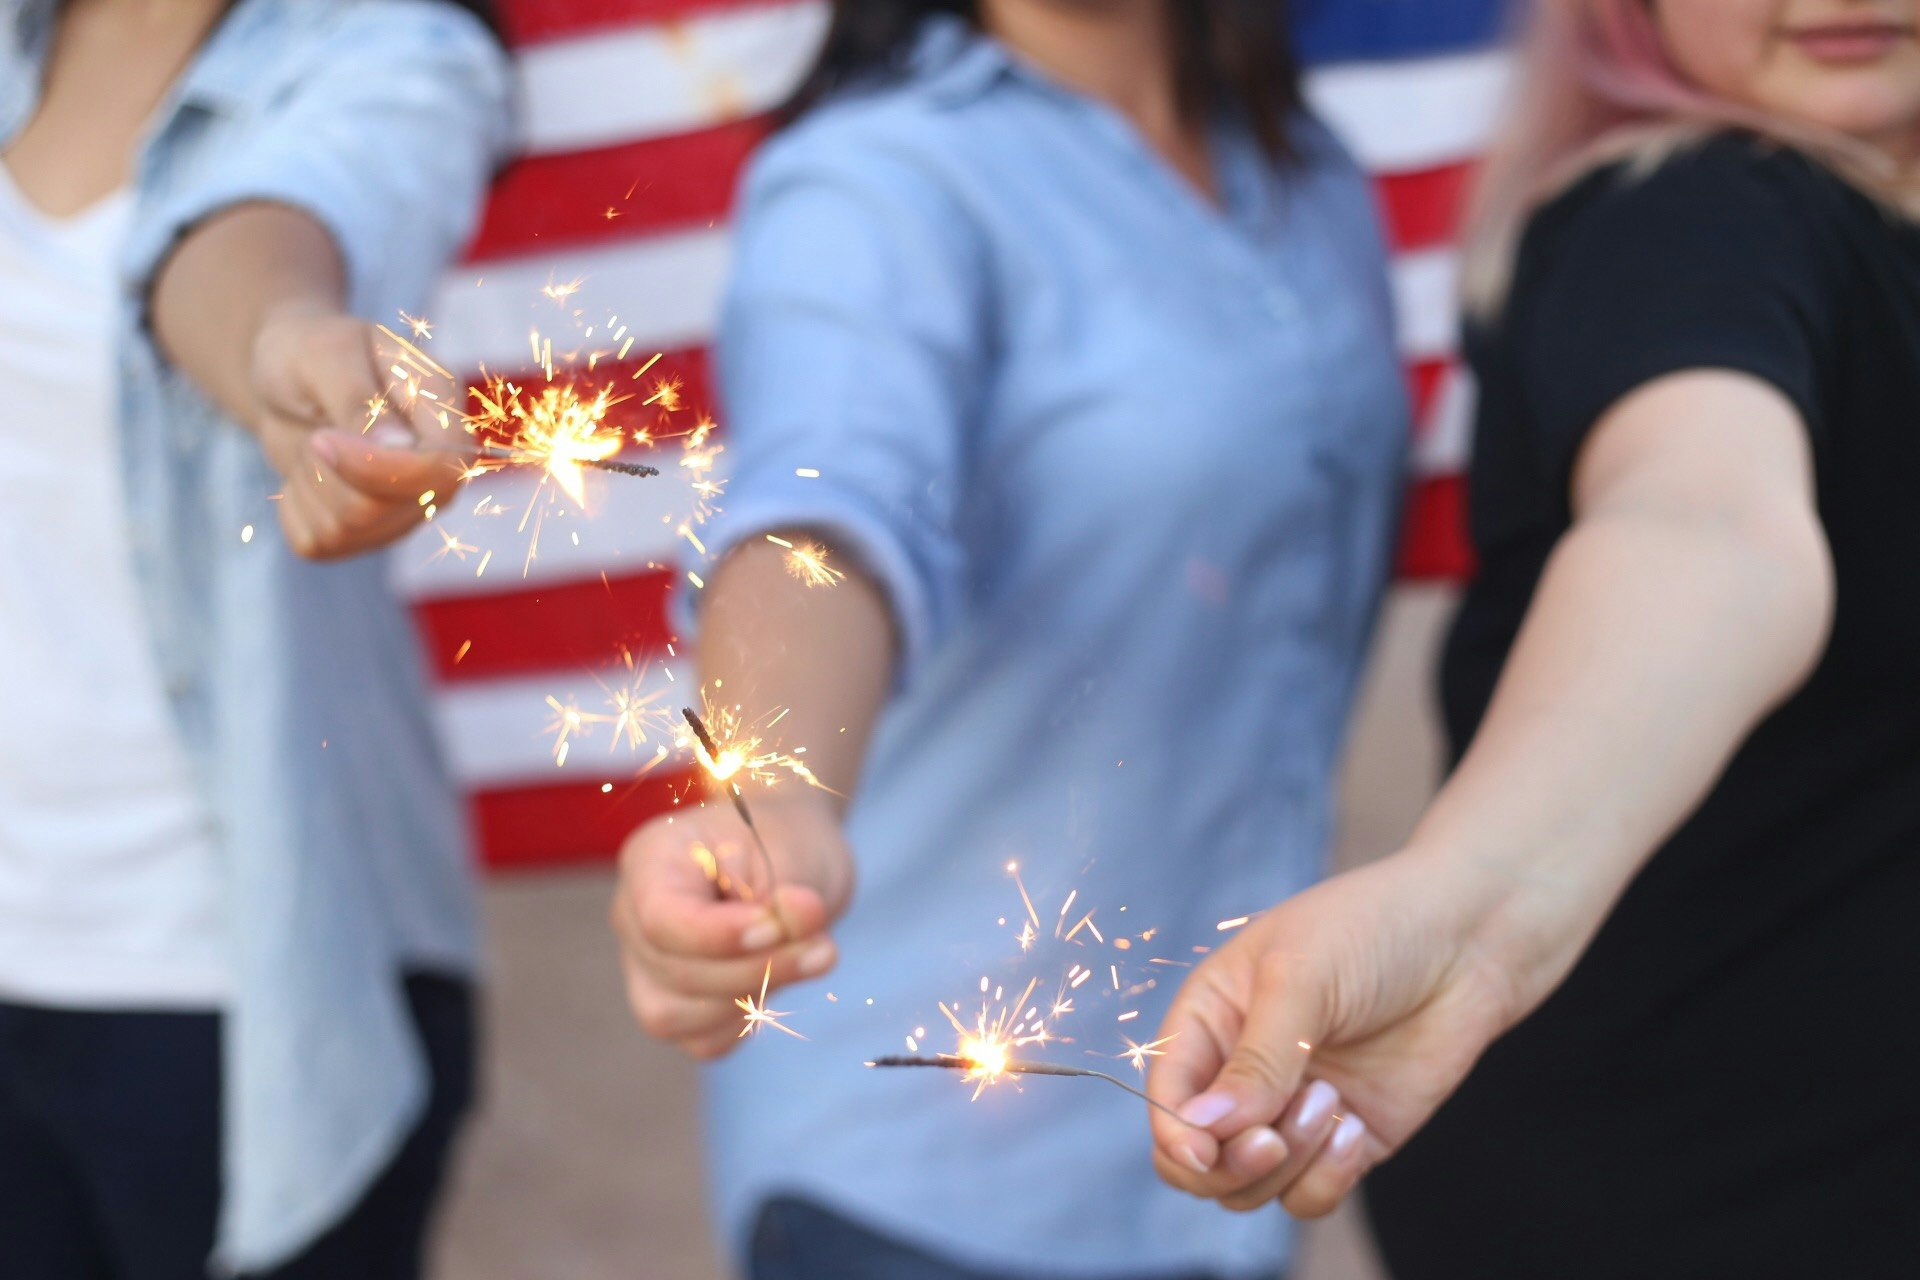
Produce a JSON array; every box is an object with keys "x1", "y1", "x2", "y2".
[{"x1": 1140, "y1": 3, "x2": 1920, "y2": 1276}]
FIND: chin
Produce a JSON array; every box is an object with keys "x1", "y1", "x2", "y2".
[{"x1": 1757, "y1": 76, "x2": 1920, "y2": 147}]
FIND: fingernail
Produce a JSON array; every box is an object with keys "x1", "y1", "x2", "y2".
[
  {"x1": 1177, "y1": 1092, "x2": 1235, "y2": 1128},
  {"x1": 1295, "y1": 1079, "x2": 1338, "y2": 1132},
  {"x1": 370, "y1": 423, "x2": 415, "y2": 448},
  {"x1": 311, "y1": 433, "x2": 340, "y2": 466},
  {"x1": 797, "y1": 940, "x2": 834, "y2": 976},
  {"x1": 1329, "y1": 1113, "x2": 1366, "y2": 1157},
  {"x1": 1181, "y1": 1146, "x2": 1212, "y2": 1175},
  {"x1": 1228, "y1": 1127, "x2": 1287, "y2": 1177},
  {"x1": 740, "y1": 920, "x2": 781, "y2": 951}
]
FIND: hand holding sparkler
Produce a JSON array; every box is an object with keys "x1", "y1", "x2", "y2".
[
  {"x1": 1145, "y1": 859, "x2": 1518, "y2": 1219},
  {"x1": 611, "y1": 789, "x2": 853, "y2": 1061},
  {"x1": 249, "y1": 307, "x2": 477, "y2": 559}
]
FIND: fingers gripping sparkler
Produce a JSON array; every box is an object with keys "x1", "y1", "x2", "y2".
[{"x1": 681, "y1": 706, "x2": 791, "y2": 943}]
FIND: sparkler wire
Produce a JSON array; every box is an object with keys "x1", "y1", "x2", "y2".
[
  {"x1": 866, "y1": 1055, "x2": 1204, "y2": 1129},
  {"x1": 477, "y1": 444, "x2": 660, "y2": 478}
]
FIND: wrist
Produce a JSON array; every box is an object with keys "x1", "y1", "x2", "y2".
[
  {"x1": 1393, "y1": 831, "x2": 1622, "y2": 1032},
  {"x1": 250, "y1": 297, "x2": 347, "y2": 375}
]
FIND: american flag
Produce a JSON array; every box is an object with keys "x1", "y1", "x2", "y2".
[{"x1": 404, "y1": 0, "x2": 1513, "y2": 870}]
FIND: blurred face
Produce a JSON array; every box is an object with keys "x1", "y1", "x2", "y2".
[{"x1": 1654, "y1": 1, "x2": 1920, "y2": 156}]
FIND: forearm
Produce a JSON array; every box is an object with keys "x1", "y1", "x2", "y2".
[
  {"x1": 1410, "y1": 498, "x2": 1831, "y2": 1013},
  {"x1": 149, "y1": 201, "x2": 347, "y2": 427},
  {"x1": 696, "y1": 535, "x2": 898, "y2": 809}
]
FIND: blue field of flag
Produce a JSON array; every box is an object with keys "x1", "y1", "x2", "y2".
[{"x1": 1292, "y1": 0, "x2": 1514, "y2": 65}]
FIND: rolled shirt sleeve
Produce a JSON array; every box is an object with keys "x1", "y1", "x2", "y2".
[
  {"x1": 683, "y1": 128, "x2": 991, "y2": 684},
  {"x1": 128, "y1": 0, "x2": 513, "y2": 322}
]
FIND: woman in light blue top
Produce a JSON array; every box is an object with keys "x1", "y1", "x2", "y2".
[
  {"x1": 611, "y1": 3, "x2": 1406, "y2": 1278},
  {"x1": 0, "y1": 0, "x2": 507, "y2": 1274}
]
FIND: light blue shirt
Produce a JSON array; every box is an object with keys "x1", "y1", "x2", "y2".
[
  {"x1": 1, "y1": 1, "x2": 508, "y2": 1269},
  {"x1": 686, "y1": 18, "x2": 1408, "y2": 1279}
]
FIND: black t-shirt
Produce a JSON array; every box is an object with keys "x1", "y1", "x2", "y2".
[{"x1": 1365, "y1": 134, "x2": 1920, "y2": 1279}]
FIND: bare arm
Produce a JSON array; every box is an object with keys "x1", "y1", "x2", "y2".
[
  {"x1": 610, "y1": 532, "x2": 899, "y2": 1059},
  {"x1": 149, "y1": 202, "x2": 345, "y2": 426},
  {"x1": 1147, "y1": 370, "x2": 1834, "y2": 1216},
  {"x1": 695, "y1": 534, "x2": 898, "y2": 806},
  {"x1": 148, "y1": 202, "x2": 472, "y2": 558},
  {"x1": 1415, "y1": 369, "x2": 1832, "y2": 993}
]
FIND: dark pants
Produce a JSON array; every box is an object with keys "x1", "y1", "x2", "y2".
[
  {"x1": 749, "y1": 1195, "x2": 1284, "y2": 1280},
  {"x1": 0, "y1": 975, "x2": 474, "y2": 1280}
]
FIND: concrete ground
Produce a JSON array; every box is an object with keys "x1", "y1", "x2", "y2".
[{"x1": 434, "y1": 587, "x2": 1454, "y2": 1280}]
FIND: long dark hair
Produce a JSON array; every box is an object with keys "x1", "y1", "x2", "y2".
[
  {"x1": 441, "y1": 0, "x2": 503, "y2": 41},
  {"x1": 780, "y1": 1, "x2": 1301, "y2": 161}
]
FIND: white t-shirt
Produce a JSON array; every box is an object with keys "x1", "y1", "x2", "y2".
[{"x1": 0, "y1": 161, "x2": 226, "y2": 1008}]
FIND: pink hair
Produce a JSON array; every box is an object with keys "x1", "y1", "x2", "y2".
[{"x1": 1463, "y1": 0, "x2": 1881, "y2": 311}]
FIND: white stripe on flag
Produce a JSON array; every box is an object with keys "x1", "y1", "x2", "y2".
[
  {"x1": 515, "y1": 1, "x2": 830, "y2": 156},
  {"x1": 1306, "y1": 49, "x2": 1511, "y2": 173},
  {"x1": 1414, "y1": 364, "x2": 1476, "y2": 476},
  {"x1": 1391, "y1": 247, "x2": 1459, "y2": 363},
  {"x1": 427, "y1": 226, "x2": 731, "y2": 374},
  {"x1": 434, "y1": 660, "x2": 692, "y2": 788}
]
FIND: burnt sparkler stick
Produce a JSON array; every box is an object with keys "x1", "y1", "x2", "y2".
[
  {"x1": 477, "y1": 444, "x2": 660, "y2": 477},
  {"x1": 682, "y1": 706, "x2": 790, "y2": 942},
  {"x1": 867, "y1": 1055, "x2": 1204, "y2": 1129}
]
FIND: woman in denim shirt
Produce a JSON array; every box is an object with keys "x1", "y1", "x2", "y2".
[
  {"x1": 0, "y1": 1, "x2": 508, "y2": 1274},
  {"x1": 611, "y1": 2, "x2": 1408, "y2": 1277}
]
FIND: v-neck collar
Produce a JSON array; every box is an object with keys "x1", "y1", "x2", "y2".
[{"x1": 0, "y1": 156, "x2": 132, "y2": 247}]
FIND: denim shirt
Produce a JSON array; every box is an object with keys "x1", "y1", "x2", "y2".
[
  {"x1": 1, "y1": 1, "x2": 509, "y2": 1268},
  {"x1": 681, "y1": 19, "x2": 1408, "y2": 1279}
]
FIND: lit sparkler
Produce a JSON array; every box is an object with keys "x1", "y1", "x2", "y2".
[
  {"x1": 866, "y1": 1054, "x2": 1199, "y2": 1127},
  {"x1": 464, "y1": 366, "x2": 649, "y2": 509},
  {"x1": 682, "y1": 705, "x2": 789, "y2": 941}
]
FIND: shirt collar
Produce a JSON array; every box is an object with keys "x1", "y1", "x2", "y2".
[
  {"x1": 168, "y1": 0, "x2": 332, "y2": 118},
  {"x1": 911, "y1": 15, "x2": 1021, "y2": 108}
]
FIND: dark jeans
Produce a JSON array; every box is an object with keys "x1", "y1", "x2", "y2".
[
  {"x1": 0, "y1": 974, "x2": 474, "y2": 1280},
  {"x1": 749, "y1": 1195, "x2": 1285, "y2": 1280}
]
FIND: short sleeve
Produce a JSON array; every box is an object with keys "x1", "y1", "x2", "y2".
[
  {"x1": 130, "y1": 0, "x2": 512, "y2": 322},
  {"x1": 680, "y1": 123, "x2": 990, "y2": 684},
  {"x1": 1508, "y1": 137, "x2": 1838, "y2": 487}
]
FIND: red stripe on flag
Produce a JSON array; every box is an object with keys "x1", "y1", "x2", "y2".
[
  {"x1": 1396, "y1": 472, "x2": 1474, "y2": 581},
  {"x1": 417, "y1": 571, "x2": 678, "y2": 681},
  {"x1": 1407, "y1": 357, "x2": 1449, "y2": 427},
  {"x1": 1375, "y1": 161, "x2": 1475, "y2": 254},
  {"x1": 466, "y1": 121, "x2": 767, "y2": 262},
  {"x1": 500, "y1": 0, "x2": 787, "y2": 48},
  {"x1": 474, "y1": 768, "x2": 699, "y2": 869}
]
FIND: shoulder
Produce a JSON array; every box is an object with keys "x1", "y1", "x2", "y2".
[
  {"x1": 738, "y1": 89, "x2": 991, "y2": 256},
  {"x1": 1520, "y1": 132, "x2": 1851, "y2": 284},
  {"x1": 223, "y1": 0, "x2": 507, "y2": 99}
]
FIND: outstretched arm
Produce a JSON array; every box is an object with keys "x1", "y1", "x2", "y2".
[
  {"x1": 151, "y1": 203, "x2": 472, "y2": 558},
  {"x1": 1147, "y1": 369, "x2": 1834, "y2": 1216},
  {"x1": 610, "y1": 537, "x2": 896, "y2": 1059}
]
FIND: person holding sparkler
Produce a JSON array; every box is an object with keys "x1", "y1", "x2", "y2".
[
  {"x1": 610, "y1": 2, "x2": 1408, "y2": 1277},
  {"x1": 0, "y1": 1, "x2": 506, "y2": 1276},
  {"x1": 1148, "y1": 2, "x2": 1920, "y2": 1276}
]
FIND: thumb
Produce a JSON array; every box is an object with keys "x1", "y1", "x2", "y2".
[{"x1": 1178, "y1": 954, "x2": 1326, "y2": 1140}]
